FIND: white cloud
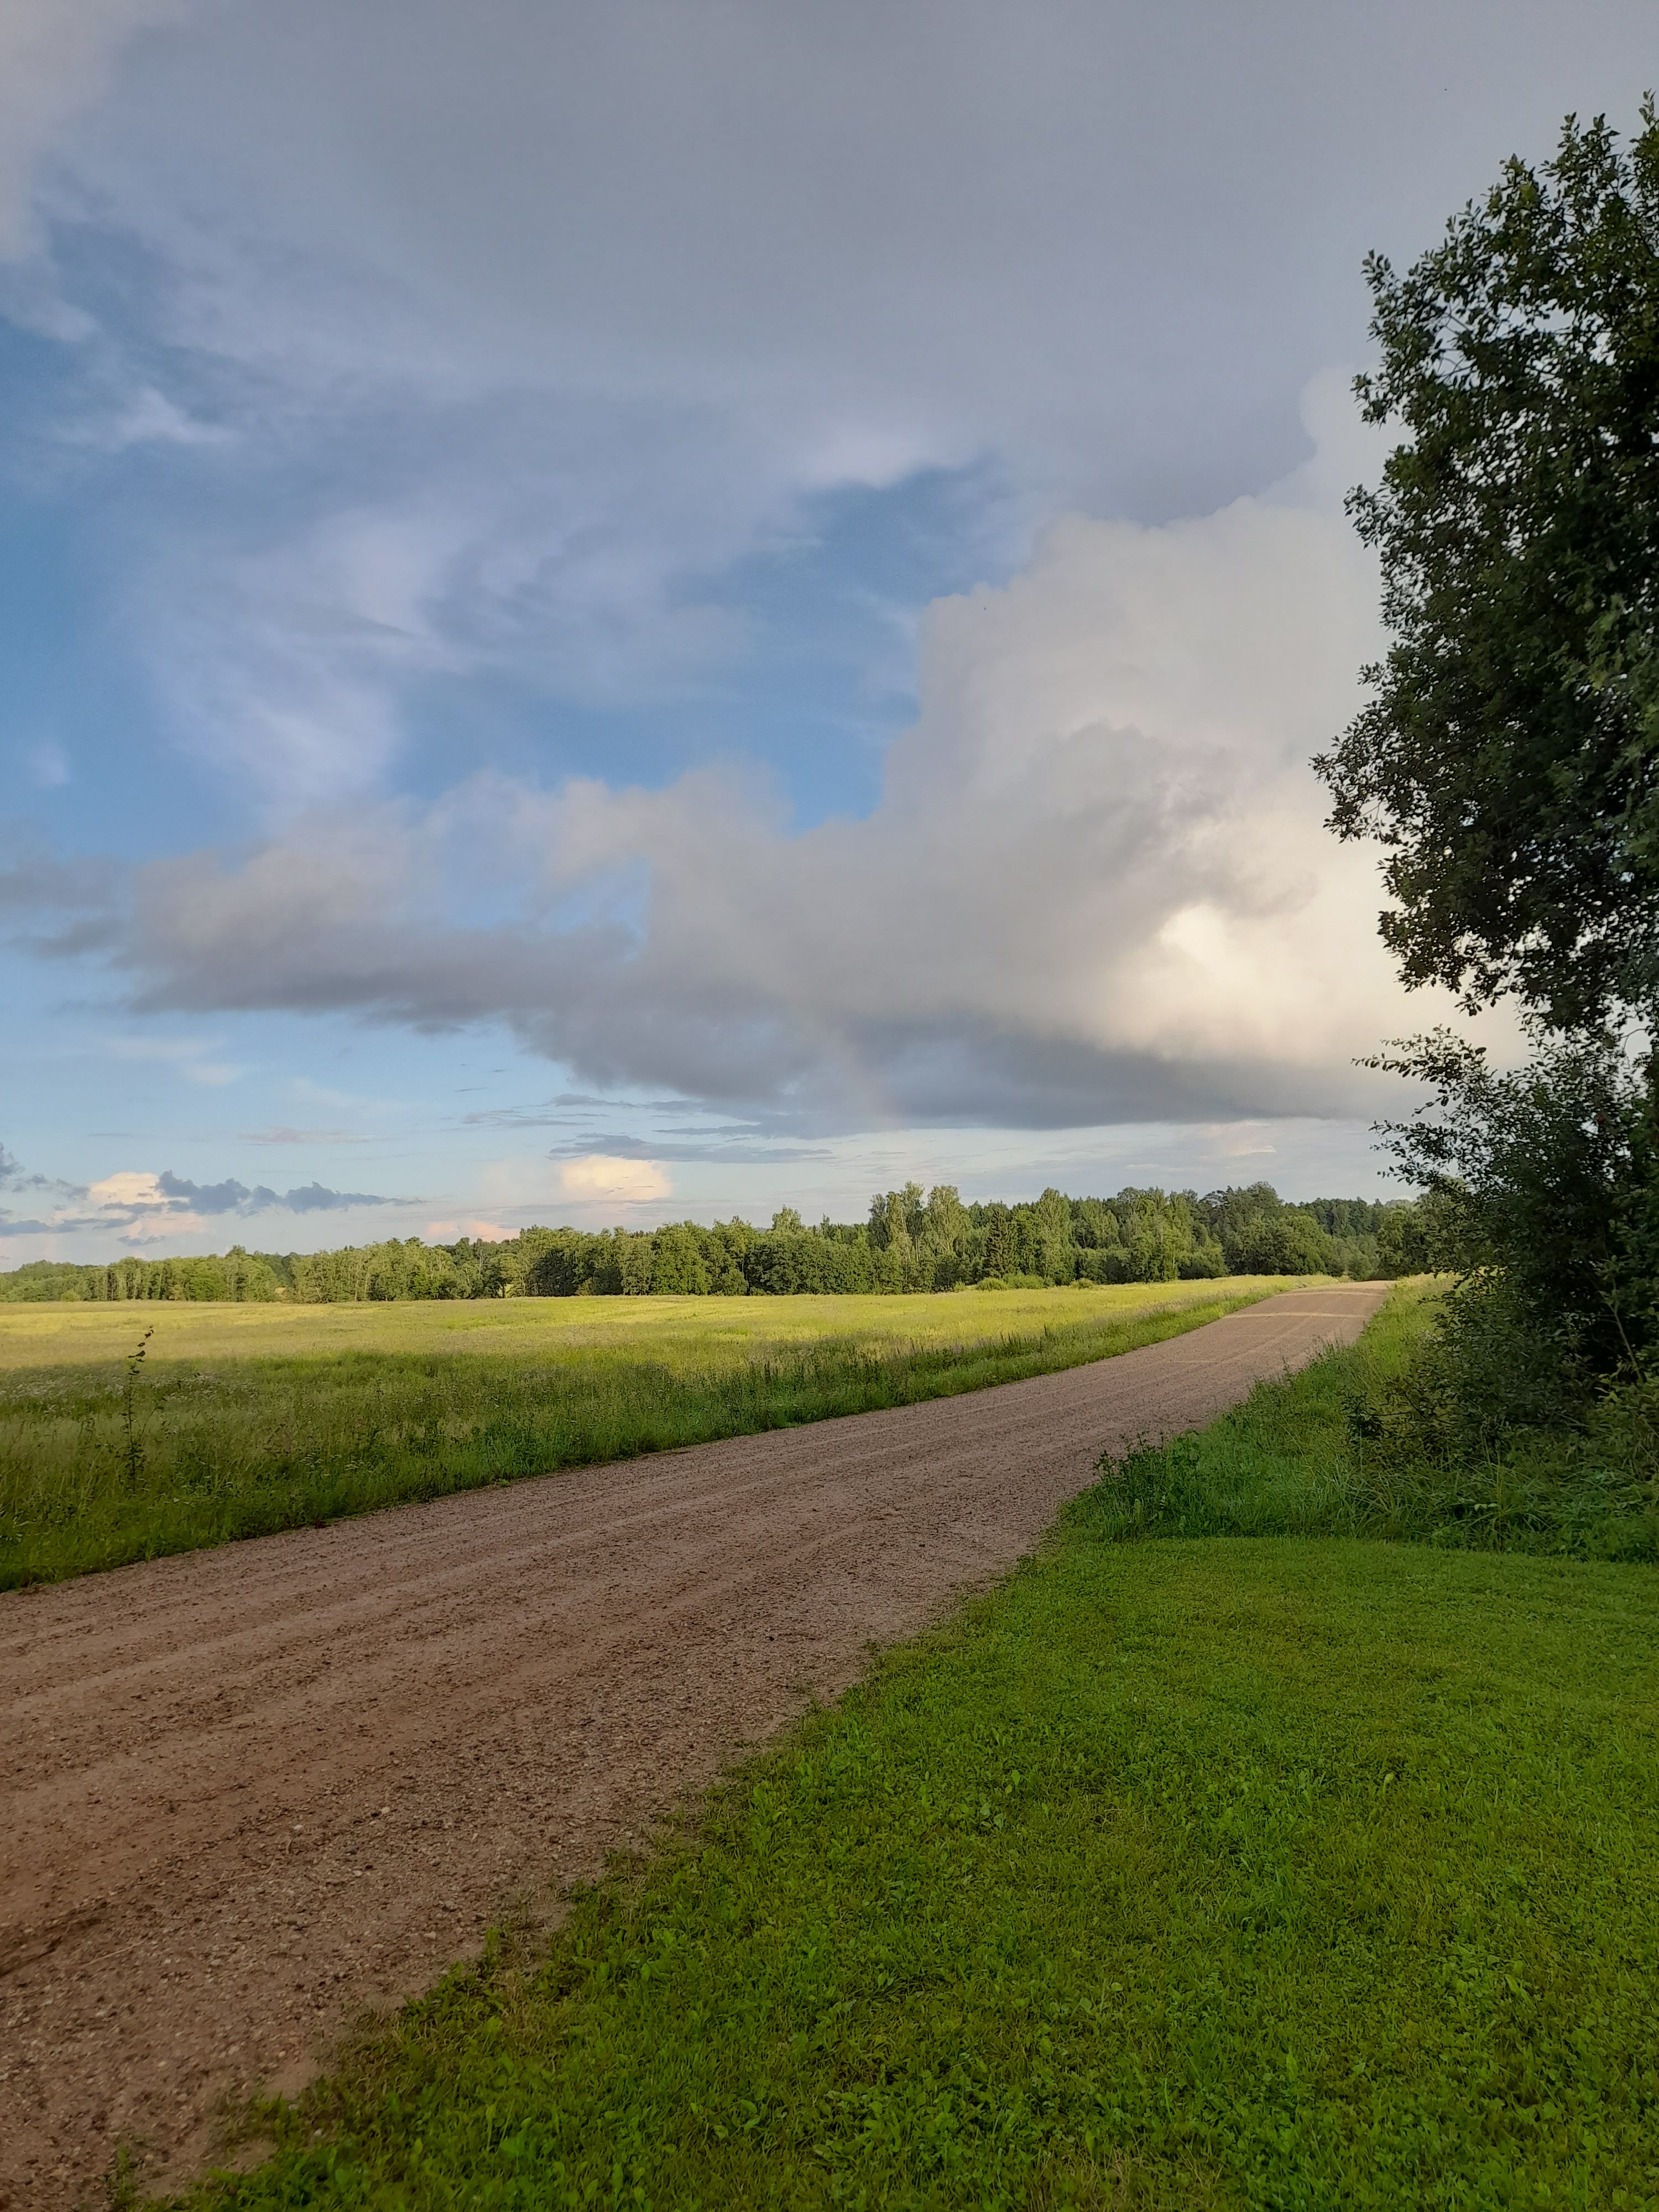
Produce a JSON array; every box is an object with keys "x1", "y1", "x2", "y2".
[
  {"x1": 558, "y1": 1156, "x2": 672, "y2": 1206},
  {"x1": 87, "y1": 1168, "x2": 169, "y2": 1208},
  {"x1": 80, "y1": 396, "x2": 1509, "y2": 1129}
]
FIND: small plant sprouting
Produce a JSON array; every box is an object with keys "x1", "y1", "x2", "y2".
[{"x1": 122, "y1": 1326, "x2": 155, "y2": 1491}]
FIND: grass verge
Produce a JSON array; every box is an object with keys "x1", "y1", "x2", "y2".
[
  {"x1": 1099, "y1": 1284, "x2": 1659, "y2": 1561},
  {"x1": 1, "y1": 1288, "x2": 1271, "y2": 1588},
  {"x1": 166, "y1": 1531, "x2": 1659, "y2": 2210}
]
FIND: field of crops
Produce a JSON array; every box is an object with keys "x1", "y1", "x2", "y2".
[
  {"x1": 0, "y1": 1276, "x2": 1264, "y2": 1372},
  {"x1": 0, "y1": 1279, "x2": 1293, "y2": 1587}
]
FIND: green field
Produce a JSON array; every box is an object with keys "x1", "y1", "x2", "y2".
[
  {"x1": 0, "y1": 1277, "x2": 1272, "y2": 1374},
  {"x1": 0, "y1": 1279, "x2": 1289, "y2": 1588},
  {"x1": 170, "y1": 1318, "x2": 1659, "y2": 2210}
]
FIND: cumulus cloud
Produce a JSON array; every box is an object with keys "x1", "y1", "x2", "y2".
[
  {"x1": 85, "y1": 1169, "x2": 170, "y2": 1209},
  {"x1": 558, "y1": 1157, "x2": 672, "y2": 1205},
  {"x1": 9, "y1": 401, "x2": 1505, "y2": 1133}
]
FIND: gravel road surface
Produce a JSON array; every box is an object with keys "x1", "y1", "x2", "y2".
[{"x1": 1, "y1": 1283, "x2": 1385, "y2": 2206}]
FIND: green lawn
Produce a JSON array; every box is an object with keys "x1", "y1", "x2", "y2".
[
  {"x1": 1, "y1": 1281, "x2": 1288, "y2": 1588},
  {"x1": 168, "y1": 1336, "x2": 1659, "y2": 2210}
]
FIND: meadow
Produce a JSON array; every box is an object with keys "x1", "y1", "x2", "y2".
[
  {"x1": 0, "y1": 1279, "x2": 1286, "y2": 1588},
  {"x1": 168, "y1": 1302, "x2": 1659, "y2": 2210}
]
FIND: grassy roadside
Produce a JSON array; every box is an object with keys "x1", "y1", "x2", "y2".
[
  {"x1": 1099, "y1": 1283, "x2": 1659, "y2": 1562},
  {"x1": 1, "y1": 1285, "x2": 1278, "y2": 1588},
  {"x1": 166, "y1": 1318, "x2": 1659, "y2": 2210}
]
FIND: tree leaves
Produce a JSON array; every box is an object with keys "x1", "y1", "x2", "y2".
[{"x1": 1317, "y1": 103, "x2": 1659, "y2": 1029}]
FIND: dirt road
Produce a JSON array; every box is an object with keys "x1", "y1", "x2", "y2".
[{"x1": 0, "y1": 1284, "x2": 1384, "y2": 2206}]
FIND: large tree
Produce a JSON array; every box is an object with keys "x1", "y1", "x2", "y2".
[{"x1": 1317, "y1": 103, "x2": 1659, "y2": 1028}]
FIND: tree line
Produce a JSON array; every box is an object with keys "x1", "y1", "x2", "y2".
[{"x1": 0, "y1": 1181, "x2": 1423, "y2": 1303}]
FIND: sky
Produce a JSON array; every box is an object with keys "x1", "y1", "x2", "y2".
[{"x1": 2, "y1": 0, "x2": 1653, "y2": 1261}]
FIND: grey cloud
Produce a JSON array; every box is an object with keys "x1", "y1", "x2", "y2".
[
  {"x1": 544, "y1": 1134, "x2": 833, "y2": 1166},
  {"x1": 54, "y1": 1, "x2": 1659, "y2": 517},
  {"x1": 0, "y1": 1144, "x2": 84, "y2": 1199},
  {"x1": 551, "y1": 1095, "x2": 703, "y2": 1113},
  {"x1": 0, "y1": 0, "x2": 188, "y2": 254},
  {"x1": 462, "y1": 1095, "x2": 834, "y2": 1159},
  {"x1": 155, "y1": 1170, "x2": 259, "y2": 1214},
  {"x1": 0, "y1": 1158, "x2": 394, "y2": 1240},
  {"x1": 18, "y1": 1, "x2": 1659, "y2": 814},
  {"x1": 0, "y1": 1143, "x2": 106, "y2": 1236},
  {"x1": 154, "y1": 1171, "x2": 395, "y2": 1215},
  {"x1": 460, "y1": 1105, "x2": 599, "y2": 1131},
  {"x1": 462, "y1": 1094, "x2": 779, "y2": 1134},
  {"x1": 817, "y1": 1022, "x2": 1379, "y2": 1132},
  {"x1": 0, "y1": 1204, "x2": 145, "y2": 1239},
  {"x1": 8, "y1": 436, "x2": 1501, "y2": 1135},
  {"x1": 281, "y1": 1181, "x2": 394, "y2": 1213},
  {"x1": 0, "y1": 830, "x2": 124, "y2": 955}
]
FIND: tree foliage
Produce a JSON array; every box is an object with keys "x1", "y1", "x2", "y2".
[
  {"x1": 0, "y1": 1182, "x2": 1417, "y2": 1303},
  {"x1": 1370, "y1": 1029, "x2": 1659, "y2": 1388},
  {"x1": 1318, "y1": 103, "x2": 1659, "y2": 1027}
]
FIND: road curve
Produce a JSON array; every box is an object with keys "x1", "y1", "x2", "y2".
[{"x1": 0, "y1": 1283, "x2": 1385, "y2": 2206}]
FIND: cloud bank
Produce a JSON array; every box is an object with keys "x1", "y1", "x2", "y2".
[
  {"x1": 11, "y1": 0, "x2": 1651, "y2": 817},
  {"x1": 0, "y1": 1150, "x2": 395, "y2": 1243},
  {"x1": 11, "y1": 396, "x2": 1488, "y2": 1136},
  {"x1": 0, "y1": 0, "x2": 189, "y2": 254}
]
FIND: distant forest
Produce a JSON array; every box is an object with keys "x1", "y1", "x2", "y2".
[{"x1": 0, "y1": 1182, "x2": 1426, "y2": 1303}]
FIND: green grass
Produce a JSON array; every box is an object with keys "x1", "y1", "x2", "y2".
[
  {"x1": 1098, "y1": 1285, "x2": 1659, "y2": 1562},
  {"x1": 0, "y1": 1282, "x2": 1286, "y2": 1588},
  {"x1": 0, "y1": 1280, "x2": 1270, "y2": 1374},
  {"x1": 169, "y1": 1534, "x2": 1659, "y2": 2210}
]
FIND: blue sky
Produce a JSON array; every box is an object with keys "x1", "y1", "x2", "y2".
[{"x1": 2, "y1": 1, "x2": 1654, "y2": 1260}]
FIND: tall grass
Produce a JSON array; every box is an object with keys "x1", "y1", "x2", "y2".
[
  {"x1": 1091, "y1": 1283, "x2": 1659, "y2": 1560},
  {"x1": 0, "y1": 1291, "x2": 1265, "y2": 1589}
]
